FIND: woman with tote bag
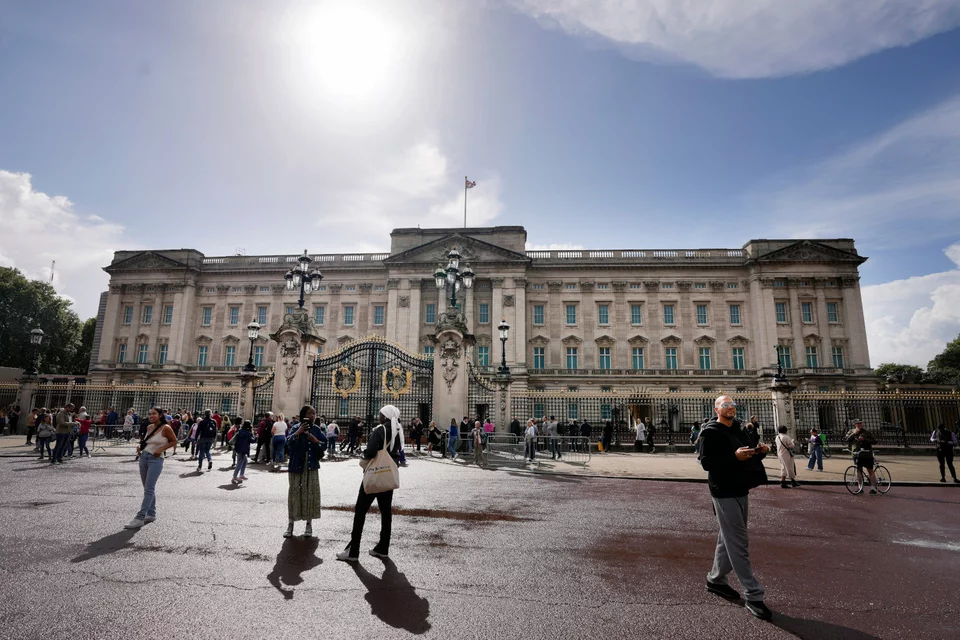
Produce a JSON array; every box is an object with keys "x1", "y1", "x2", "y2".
[
  {"x1": 337, "y1": 404, "x2": 403, "y2": 562},
  {"x1": 776, "y1": 425, "x2": 799, "y2": 489}
]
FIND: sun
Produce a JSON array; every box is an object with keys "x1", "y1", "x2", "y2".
[{"x1": 284, "y1": 2, "x2": 403, "y2": 102}]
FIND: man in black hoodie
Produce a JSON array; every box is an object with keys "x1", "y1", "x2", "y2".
[{"x1": 698, "y1": 395, "x2": 773, "y2": 621}]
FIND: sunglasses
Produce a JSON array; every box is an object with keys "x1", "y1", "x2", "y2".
[{"x1": 719, "y1": 402, "x2": 737, "y2": 409}]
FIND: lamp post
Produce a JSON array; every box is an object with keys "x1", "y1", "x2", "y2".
[
  {"x1": 284, "y1": 249, "x2": 323, "y2": 309},
  {"x1": 497, "y1": 319, "x2": 510, "y2": 375},
  {"x1": 243, "y1": 320, "x2": 260, "y2": 373},
  {"x1": 28, "y1": 328, "x2": 44, "y2": 376},
  {"x1": 433, "y1": 247, "x2": 474, "y2": 310}
]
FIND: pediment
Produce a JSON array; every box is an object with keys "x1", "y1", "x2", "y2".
[
  {"x1": 627, "y1": 334, "x2": 649, "y2": 345},
  {"x1": 382, "y1": 234, "x2": 531, "y2": 266},
  {"x1": 661, "y1": 334, "x2": 682, "y2": 344},
  {"x1": 693, "y1": 334, "x2": 716, "y2": 345},
  {"x1": 222, "y1": 335, "x2": 240, "y2": 343},
  {"x1": 752, "y1": 240, "x2": 866, "y2": 265},
  {"x1": 528, "y1": 334, "x2": 550, "y2": 346},
  {"x1": 337, "y1": 335, "x2": 354, "y2": 346},
  {"x1": 105, "y1": 251, "x2": 193, "y2": 273},
  {"x1": 594, "y1": 334, "x2": 616, "y2": 347},
  {"x1": 561, "y1": 334, "x2": 583, "y2": 345},
  {"x1": 195, "y1": 334, "x2": 213, "y2": 344},
  {"x1": 726, "y1": 334, "x2": 750, "y2": 344}
]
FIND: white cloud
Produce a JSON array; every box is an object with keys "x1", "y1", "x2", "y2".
[
  {"x1": 749, "y1": 94, "x2": 960, "y2": 246},
  {"x1": 313, "y1": 140, "x2": 504, "y2": 249},
  {"x1": 509, "y1": 0, "x2": 960, "y2": 78},
  {"x1": 862, "y1": 243, "x2": 960, "y2": 366},
  {"x1": 0, "y1": 170, "x2": 131, "y2": 319},
  {"x1": 525, "y1": 242, "x2": 585, "y2": 250}
]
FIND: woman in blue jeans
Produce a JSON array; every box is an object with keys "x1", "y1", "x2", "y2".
[
  {"x1": 271, "y1": 413, "x2": 289, "y2": 470},
  {"x1": 125, "y1": 409, "x2": 178, "y2": 529}
]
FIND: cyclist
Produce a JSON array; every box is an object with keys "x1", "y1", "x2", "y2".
[{"x1": 846, "y1": 419, "x2": 879, "y2": 494}]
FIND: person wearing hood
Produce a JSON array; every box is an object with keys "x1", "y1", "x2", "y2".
[
  {"x1": 337, "y1": 404, "x2": 403, "y2": 562},
  {"x1": 698, "y1": 395, "x2": 773, "y2": 622}
]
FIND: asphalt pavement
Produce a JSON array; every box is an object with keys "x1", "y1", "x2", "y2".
[{"x1": 0, "y1": 447, "x2": 958, "y2": 640}]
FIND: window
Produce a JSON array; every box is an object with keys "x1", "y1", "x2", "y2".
[
  {"x1": 601, "y1": 401, "x2": 612, "y2": 420},
  {"x1": 123, "y1": 306, "x2": 133, "y2": 324},
  {"x1": 597, "y1": 347, "x2": 611, "y2": 369},
  {"x1": 699, "y1": 347, "x2": 711, "y2": 370},
  {"x1": 727, "y1": 283, "x2": 738, "y2": 289},
  {"x1": 598, "y1": 305, "x2": 609, "y2": 325},
  {"x1": 259, "y1": 286, "x2": 270, "y2": 292},
  {"x1": 630, "y1": 283, "x2": 642, "y2": 289},
  {"x1": 832, "y1": 346, "x2": 844, "y2": 368},
  {"x1": 201, "y1": 307, "x2": 212, "y2": 326},
  {"x1": 801, "y1": 302, "x2": 814, "y2": 323},
  {"x1": 257, "y1": 306, "x2": 267, "y2": 325},
  {"x1": 423, "y1": 345, "x2": 435, "y2": 357},
  {"x1": 827, "y1": 302, "x2": 840, "y2": 323},
  {"x1": 158, "y1": 344, "x2": 168, "y2": 365},
  {"x1": 477, "y1": 346, "x2": 489, "y2": 367},
  {"x1": 565, "y1": 305, "x2": 577, "y2": 325},
  {"x1": 732, "y1": 347, "x2": 745, "y2": 370},
  {"x1": 567, "y1": 402, "x2": 579, "y2": 420},
  {"x1": 137, "y1": 344, "x2": 148, "y2": 364},
  {"x1": 532, "y1": 284, "x2": 544, "y2": 290},
  {"x1": 565, "y1": 283, "x2": 577, "y2": 290},
  {"x1": 696, "y1": 304, "x2": 708, "y2": 325},
  {"x1": 253, "y1": 346, "x2": 264, "y2": 368},
  {"x1": 664, "y1": 347, "x2": 678, "y2": 370},
  {"x1": 162, "y1": 305, "x2": 173, "y2": 324},
  {"x1": 343, "y1": 306, "x2": 354, "y2": 326},
  {"x1": 661, "y1": 283, "x2": 673, "y2": 290},
  {"x1": 373, "y1": 305, "x2": 384, "y2": 326},
  {"x1": 773, "y1": 279, "x2": 786, "y2": 287},
  {"x1": 663, "y1": 304, "x2": 675, "y2": 325},
  {"x1": 224, "y1": 345, "x2": 236, "y2": 367},
  {"x1": 142, "y1": 306, "x2": 153, "y2": 324},
  {"x1": 777, "y1": 346, "x2": 792, "y2": 369},
  {"x1": 632, "y1": 347, "x2": 644, "y2": 370},
  {"x1": 695, "y1": 283, "x2": 706, "y2": 289},
  {"x1": 729, "y1": 304, "x2": 741, "y2": 325},
  {"x1": 314, "y1": 306, "x2": 325, "y2": 325},
  {"x1": 533, "y1": 305, "x2": 544, "y2": 325},
  {"x1": 806, "y1": 346, "x2": 819, "y2": 368},
  {"x1": 775, "y1": 302, "x2": 788, "y2": 323},
  {"x1": 118, "y1": 343, "x2": 127, "y2": 363},
  {"x1": 345, "y1": 285, "x2": 356, "y2": 292},
  {"x1": 206, "y1": 287, "x2": 215, "y2": 293},
  {"x1": 533, "y1": 402, "x2": 545, "y2": 418},
  {"x1": 478, "y1": 303, "x2": 489, "y2": 324},
  {"x1": 566, "y1": 347, "x2": 578, "y2": 370},
  {"x1": 229, "y1": 306, "x2": 239, "y2": 325},
  {"x1": 374, "y1": 284, "x2": 385, "y2": 291},
  {"x1": 339, "y1": 398, "x2": 350, "y2": 416},
  {"x1": 631, "y1": 304, "x2": 642, "y2": 325},
  {"x1": 285, "y1": 306, "x2": 296, "y2": 316},
  {"x1": 424, "y1": 303, "x2": 436, "y2": 324},
  {"x1": 596, "y1": 283, "x2": 609, "y2": 290},
  {"x1": 197, "y1": 345, "x2": 208, "y2": 366},
  {"x1": 317, "y1": 346, "x2": 323, "y2": 356},
  {"x1": 533, "y1": 347, "x2": 545, "y2": 370}
]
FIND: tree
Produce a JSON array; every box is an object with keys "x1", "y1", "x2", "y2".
[
  {"x1": 0, "y1": 267, "x2": 91, "y2": 374},
  {"x1": 873, "y1": 363, "x2": 924, "y2": 384},
  {"x1": 927, "y1": 336, "x2": 960, "y2": 387},
  {"x1": 67, "y1": 317, "x2": 97, "y2": 374}
]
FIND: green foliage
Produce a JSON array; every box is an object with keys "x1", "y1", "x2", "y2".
[
  {"x1": 0, "y1": 267, "x2": 93, "y2": 374},
  {"x1": 873, "y1": 363, "x2": 924, "y2": 383}
]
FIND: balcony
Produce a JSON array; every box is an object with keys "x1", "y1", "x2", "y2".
[
  {"x1": 200, "y1": 253, "x2": 390, "y2": 270},
  {"x1": 525, "y1": 248, "x2": 745, "y2": 264}
]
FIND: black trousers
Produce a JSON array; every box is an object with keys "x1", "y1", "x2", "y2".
[
  {"x1": 349, "y1": 485, "x2": 393, "y2": 556},
  {"x1": 937, "y1": 447, "x2": 957, "y2": 479}
]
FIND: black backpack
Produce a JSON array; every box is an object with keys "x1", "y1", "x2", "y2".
[{"x1": 198, "y1": 418, "x2": 217, "y2": 440}]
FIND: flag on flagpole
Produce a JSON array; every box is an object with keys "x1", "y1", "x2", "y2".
[{"x1": 465, "y1": 178, "x2": 477, "y2": 189}]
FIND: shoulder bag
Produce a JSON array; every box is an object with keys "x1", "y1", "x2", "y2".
[{"x1": 362, "y1": 425, "x2": 400, "y2": 494}]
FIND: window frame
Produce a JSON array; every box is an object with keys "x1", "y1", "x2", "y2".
[
  {"x1": 477, "y1": 345, "x2": 490, "y2": 367},
  {"x1": 598, "y1": 346, "x2": 611, "y2": 370},
  {"x1": 565, "y1": 304, "x2": 577, "y2": 326},
  {"x1": 729, "y1": 304, "x2": 741, "y2": 326},
  {"x1": 257, "y1": 306, "x2": 268, "y2": 326},
  {"x1": 806, "y1": 346, "x2": 819, "y2": 368},
  {"x1": 630, "y1": 304, "x2": 642, "y2": 325},
  {"x1": 158, "y1": 344, "x2": 168, "y2": 365},
  {"x1": 631, "y1": 347, "x2": 644, "y2": 370},
  {"x1": 424, "y1": 303, "x2": 436, "y2": 324},
  {"x1": 827, "y1": 302, "x2": 841, "y2": 323},
  {"x1": 343, "y1": 305, "x2": 355, "y2": 326},
  {"x1": 663, "y1": 304, "x2": 675, "y2": 326},
  {"x1": 314, "y1": 305, "x2": 325, "y2": 326},
  {"x1": 142, "y1": 305, "x2": 153, "y2": 325},
  {"x1": 775, "y1": 301, "x2": 788, "y2": 324},
  {"x1": 478, "y1": 303, "x2": 490, "y2": 325},
  {"x1": 696, "y1": 304, "x2": 708, "y2": 326},
  {"x1": 698, "y1": 346, "x2": 712, "y2": 370},
  {"x1": 201, "y1": 306, "x2": 212, "y2": 327},
  {"x1": 197, "y1": 345, "x2": 209, "y2": 367},
  {"x1": 598, "y1": 304, "x2": 610, "y2": 325},
  {"x1": 253, "y1": 345, "x2": 264, "y2": 368},
  {"x1": 732, "y1": 347, "x2": 745, "y2": 370},
  {"x1": 117, "y1": 343, "x2": 127, "y2": 363},
  {"x1": 123, "y1": 306, "x2": 133, "y2": 325},
  {"x1": 664, "y1": 347, "x2": 678, "y2": 370},
  {"x1": 533, "y1": 347, "x2": 545, "y2": 370},
  {"x1": 137, "y1": 344, "x2": 148, "y2": 364},
  {"x1": 801, "y1": 301, "x2": 814, "y2": 323},
  {"x1": 565, "y1": 346, "x2": 578, "y2": 370},
  {"x1": 162, "y1": 305, "x2": 173, "y2": 325},
  {"x1": 224, "y1": 345, "x2": 236, "y2": 367},
  {"x1": 533, "y1": 304, "x2": 545, "y2": 325},
  {"x1": 373, "y1": 305, "x2": 385, "y2": 326}
]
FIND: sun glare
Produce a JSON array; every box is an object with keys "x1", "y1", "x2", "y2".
[{"x1": 286, "y1": 2, "x2": 403, "y2": 102}]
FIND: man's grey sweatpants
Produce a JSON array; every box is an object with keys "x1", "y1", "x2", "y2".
[{"x1": 707, "y1": 495, "x2": 765, "y2": 601}]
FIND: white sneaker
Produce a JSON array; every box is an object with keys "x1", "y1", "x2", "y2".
[
  {"x1": 124, "y1": 518, "x2": 145, "y2": 529},
  {"x1": 336, "y1": 549, "x2": 359, "y2": 562},
  {"x1": 143, "y1": 516, "x2": 156, "y2": 523}
]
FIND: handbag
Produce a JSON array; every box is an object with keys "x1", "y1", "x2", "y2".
[
  {"x1": 778, "y1": 435, "x2": 795, "y2": 457},
  {"x1": 362, "y1": 425, "x2": 400, "y2": 494}
]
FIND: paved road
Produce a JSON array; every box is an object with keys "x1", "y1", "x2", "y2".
[{"x1": 1, "y1": 449, "x2": 957, "y2": 639}]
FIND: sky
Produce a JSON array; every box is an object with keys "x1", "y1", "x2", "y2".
[{"x1": 2, "y1": 0, "x2": 960, "y2": 367}]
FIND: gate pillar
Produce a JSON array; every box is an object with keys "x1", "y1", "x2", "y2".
[
  {"x1": 770, "y1": 370, "x2": 797, "y2": 441},
  {"x1": 238, "y1": 370, "x2": 257, "y2": 420},
  {"x1": 432, "y1": 309, "x2": 473, "y2": 427},
  {"x1": 494, "y1": 374, "x2": 512, "y2": 433},
  {"x1": 270, "y1": 310, "x2": 325, "y2": 420}
]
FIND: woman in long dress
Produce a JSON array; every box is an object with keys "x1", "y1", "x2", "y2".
[
  {"x1": 283, "y1": 405, "x2": 327, "y2": 538},
  {"x1": 776, "y1": 425, "x2": 799, "y2": 489}
]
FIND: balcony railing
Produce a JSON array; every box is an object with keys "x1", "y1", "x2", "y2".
[
  {"x1": 201, "y1": 253, "x2": 390, "y2": 267},
  {"x1": 525, "y1": 248, "x2": 745, "y2": 262}
]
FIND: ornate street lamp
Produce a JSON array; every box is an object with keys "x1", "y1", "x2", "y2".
[
  {"x1": 497, "y1": 319, "x2": 510, "y2": 375},
  {"x1": 28, "y1": 328, "x2": 44, "y2": 376},
  {"x1": 434, "y1": 247, "x2": 474, "y2": 310},
  {"x1": 284, "y1": 249, "x2": 323, "y2": 309},
  {"x1": 243, "y1": 320, "x2": 261, "y2": 373}
]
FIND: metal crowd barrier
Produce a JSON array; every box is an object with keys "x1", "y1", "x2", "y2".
[{"x1": 529, "y1": 436, "x2": 592, "y2": 466}]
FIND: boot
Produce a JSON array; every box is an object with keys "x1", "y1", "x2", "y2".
[
  {"x1": 780, "y1": 481, "x2": 791, "y2": 489},
  {"x1": 791, "y1": 480, "x2": 800, "y2": 488}
]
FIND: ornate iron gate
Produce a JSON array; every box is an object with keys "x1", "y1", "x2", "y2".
[
  {"x1": 253, "y1": 373, "x2": 274, "y2": 420},
  {"x1": 310, "y1": 336, "x2": 434, "y2": 428},
  {"x1": 467, "y1": 364, "x2": 495, "y2": 422}
]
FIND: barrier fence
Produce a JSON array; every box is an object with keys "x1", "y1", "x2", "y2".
[{"x1": 26, "y1": 384, "x2": 242, "y2": 419}]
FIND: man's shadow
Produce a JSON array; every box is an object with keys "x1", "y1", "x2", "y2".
[
  {"x1": 72, "y1": 529, "x2": 138, "y2": 563},
  {"x1": 266, "y1": 537, "x2": 321, "y2": 600},
  {"x1": 352, "y1": 558, "x2": 431, "y2": 634},
  {"x1": 772, "y1": 613, "x2": 882, "y2": 640}
]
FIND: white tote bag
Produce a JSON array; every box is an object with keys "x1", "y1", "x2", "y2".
[{"x1": 362, "y1": 425, "x2": 400, "y2": 494}]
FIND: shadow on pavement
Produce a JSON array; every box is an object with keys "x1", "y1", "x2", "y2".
[
  {"x1": 178, "y1": 471, "x2": 204, "y2": 478},
  {"x1": 505, "y1": 470, "x2": 584, "y2": 483},
  {"x1": 352, "y1": 558, "x2": 430, "y2": 634},
  {"x1": 772, "y1": 614, "x2": 882, "y2": 640},
  {"x1": 266, "y1": 537, "x2": 321, "y2": 600},
  {"x1": 72, "y1": 529, "x2": 138, "y2": 563},
  {"x1": 218, "y1": 483, "x2": 242, "y2": 491}
]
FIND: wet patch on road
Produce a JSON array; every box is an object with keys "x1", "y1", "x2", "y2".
[
  {"x1": 6, "y1": 500, "x2": 68, "y2": 508},
  {"x1": 323, "y1": 505, "x2": 532, "y2": 522},
  {"x1": 894, "y1": 538, "x2": 960, "y2": 552}
]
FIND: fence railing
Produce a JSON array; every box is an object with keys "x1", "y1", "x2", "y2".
[{"x1": 25, "y1": 384, "x2": 242, "y2": 420}]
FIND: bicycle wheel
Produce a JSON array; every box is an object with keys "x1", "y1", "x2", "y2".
[
  {"x1": 844, "y1": 465, "x2": 863, "y2": 494},
  {"x1": 823, "y1": 444, "x2": 832, "y2": 459},
  {"x1": 874, "y1": 465, "x2": 892, "y2": 494}
]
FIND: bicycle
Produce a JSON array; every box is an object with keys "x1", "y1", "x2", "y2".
[{"x1": 844, "y1": 450, "x2": 891, "y2": 495}]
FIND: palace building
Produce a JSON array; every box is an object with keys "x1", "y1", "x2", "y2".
[{"x1": 89, "y1": 226, "x2": 874, "y2": 393}]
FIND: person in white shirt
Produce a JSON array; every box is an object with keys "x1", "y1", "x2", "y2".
[
  {"x1": 635, "y1": 418, "x2": 646, "y2": 452},
  {"x1": 271, "y1": 414, "x2": 289, "y2": 470},
  {"x1": 524, "y1": 419, "x2": 538, "y2": 463},
  {"x1": 326, "y1": 418, "x2": 339, "y2": 458}
]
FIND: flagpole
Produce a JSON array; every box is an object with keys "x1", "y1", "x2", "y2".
[{"x1": 463, "y1": 176, "x2": 467, "y2": 228}]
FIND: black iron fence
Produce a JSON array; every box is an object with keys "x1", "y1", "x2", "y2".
[
  {"x1": 467, "y1": 365, "x2": 495, "y2": 424},
  {"x1": 28, "y1": 383, "x2": 241, "y2": 419},
  {"x1": 253, "y1": 374, "x2": 274, "y2": 420}
]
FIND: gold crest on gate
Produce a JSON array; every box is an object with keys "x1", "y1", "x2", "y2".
[
  {"x1": 382, "y1": 366, "x2": 412, "y2": 398},
  {"x1": 332, "y1": 366, "x2": 361, "y2": 398}
]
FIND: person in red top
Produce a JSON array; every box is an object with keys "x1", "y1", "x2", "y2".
[{"x1": 78, "y1": 416, "x2": 92, "y2": 457}]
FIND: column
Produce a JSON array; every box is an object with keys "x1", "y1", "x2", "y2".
[
  {"x1": 580, "y1": 282, "x2": 595, "y2": 367},
  {"x1": 512, "y1": 277, "x2": 526, "y2": 367},
  {"x1": 491, "y1": 277, "x2": 504, "y2": 352},
  {"x1": 97, "y1": 285, "x2": 123, "y2": 362},
  {"x1": 407, "y1": 279, "x2": 422, "y2": 352},
  {"x1": 547, "y1": 282, "x2": 563, "y2": 367},
  {"x1": 771, "y1": 380, "x2": 798, "y2": 440},
  {"x1": 676, "y1": 281, "x2": 693, "y2": 368},
  {"x1": 464, "y1": 284, "x2": 475, "y2": 335},
  {"x1": 842, "y1": 277, "x2": 870, "y2": 368},
  {"x1": 170, "y1": 283, "x2": 196, "y2": 365},
  {"x1": 612, "y1": 282, "x2": 628, "y2": 369},
  {"x1": 386, "y1": 279, "x2": 400, "y2": 343},
  {"x1": 788, "y1": 285, "x2": 805, "y2": 368}
]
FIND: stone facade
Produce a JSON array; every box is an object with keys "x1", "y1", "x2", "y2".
[{"x1": 90, "y1": 226, "x2": 873, "y2": 392}]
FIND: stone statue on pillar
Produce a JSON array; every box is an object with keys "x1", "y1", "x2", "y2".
[
  {"x1": 269, "y1": 309, "x2": 325, "y2": 420},
  {"x1": 432, "y1": 307, "x2": 474, "y2": 426}
]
